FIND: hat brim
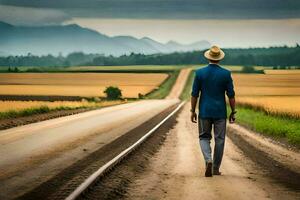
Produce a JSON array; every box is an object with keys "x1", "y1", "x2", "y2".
[{"x1": 204, "y1": 49, "x2": 225, "y2": 61}]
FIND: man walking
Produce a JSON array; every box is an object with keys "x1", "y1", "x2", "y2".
[{"x1": 190, "y1": 45, "x2": 236, "y2": 177}]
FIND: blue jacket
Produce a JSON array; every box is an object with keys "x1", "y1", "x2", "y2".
[{"x1": 191, "y1": 64, "x2": 235, "y2": 119}]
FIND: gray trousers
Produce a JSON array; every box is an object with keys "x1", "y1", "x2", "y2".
[{"x1": 198, "y1": 118, "x2": 226, "y2": 170}]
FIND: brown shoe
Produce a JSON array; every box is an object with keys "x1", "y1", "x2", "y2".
[
  {"x1": 205, "y1": 162, "x2": 213, "y2": 177},
  {"x1": 213, "y1": 169, "x2": 222, "y2": 175}
]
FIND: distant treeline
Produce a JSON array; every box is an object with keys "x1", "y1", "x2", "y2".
[
  {"x1": 0, "y1": 52, "x2": 99, "y2": 67},
  {"x1": 0, "y1": 46, "x2": 299, "y2": 67}
]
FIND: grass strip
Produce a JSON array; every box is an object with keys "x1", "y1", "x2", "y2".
[
  {"x1": 0, "y1": 106, "x2": 50, "y2": 119},
  {"x1": 231, "y1": 105, "x2": 300, "y2": 146},
  {"x1": 179, "y1": 70, "x2": 194, "y2": 100},
  {"x1": 0, "y1": 105, "x2": 91, "y2": 120},
  {"x1": 0, "y1": 101, "x2": 124, "y2": 120},
  {"x1": 145, "y1": 71, "x2": 179, "y2": 99}
]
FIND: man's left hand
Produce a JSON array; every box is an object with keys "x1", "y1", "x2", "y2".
[
  {"x1": 191, "y1": 112, "x2": 197, "y2": 123},
  {"x1": 229, "y1": 111, "x2": 237, "y2": 123}
]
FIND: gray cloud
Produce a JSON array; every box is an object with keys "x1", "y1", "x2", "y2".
[
  {"x1": 0, "y1": 5, "x2": 71, "y2": 26},
  {"x1": 0, "y1": 0, "x2": 300, "y2": 20}
]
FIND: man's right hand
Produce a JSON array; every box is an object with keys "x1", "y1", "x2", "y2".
[
  {"x1": 229, "y1": 111, "x2": 237, "y2": 123},
  {"x1": 191, "y1": 112, "x2": 197, "y2": 123}
]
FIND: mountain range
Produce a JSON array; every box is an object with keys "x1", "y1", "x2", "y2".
[{"x1": 0, "y1": 21, "x2": 210, "y2": 56}]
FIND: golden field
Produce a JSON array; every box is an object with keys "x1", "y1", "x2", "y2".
[
  {"x1": 264, "y1": 69, "x2": 300, "y2": 75},
  {"x1": 0, "y1": 73, "x2": 168, "y2": 98},
  {"x1": 233, "y1": 72, "x2": 300, "y2": 118},
  {"x1": 0, "y1": 100, "x2": 123, "y2": 113},
  {"x1": 232, "y1": 73, "x2": 300, "y2": 96},
  {"x1": 236, "y1": 96, "x2": 300, "y2": 118}
]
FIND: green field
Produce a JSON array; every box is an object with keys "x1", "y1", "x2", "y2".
[
  {"x1": 0, "y1": 65, "x2": 190, "y2": 72},
  {"x1": 65, "y1": 65, "x2": 260, "y2": 72},
  {"x1": 68, "y1": 65, "x2": 190, "y2": 71},
  {"x1": 0, "y1": 64, "x2": 267, "y2": 73},
  {"x1": 232, "y1": 106, "x2": 300, "y2": 146}
]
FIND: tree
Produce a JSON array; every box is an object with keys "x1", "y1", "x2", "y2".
[
  {"x1": 138, "y1": 93, "x2": 144, "y2": 99},
  {"x1": 13, "y1": 67, "x2": 19, "y2": 72},
  {"x1": 104, "y1": 86, "x2": 122, "y2": 100},
  {"x1": 241, "y1": 65, "x2": 255, "y2": 73}
]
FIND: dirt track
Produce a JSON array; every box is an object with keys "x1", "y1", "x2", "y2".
[
  {"x1": 71, "y1": 103, "x2": 299, "y2": 200},
  {"x1": 166, "y1": 68, "x2": 191, "y2": 99},
  {"x1": 122, "y1": 104, "x2": 300, "y2": 200}
]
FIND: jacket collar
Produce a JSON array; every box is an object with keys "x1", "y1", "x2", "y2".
[{"x1": 208, "y1": 63, "x2": 220, "y2": 67}]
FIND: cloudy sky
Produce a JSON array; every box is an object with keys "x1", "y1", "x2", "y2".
[{"x1": 0, "y1": 0, "x2": 300, "y2": 47}]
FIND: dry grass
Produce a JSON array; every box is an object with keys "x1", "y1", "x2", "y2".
[
  {"x1": 0, "y1": 100, "x2": 123, "y2": 113},
  {"x1": 0, "y1": 73, "x2": 168, "y2": 98},
  {"x1": 264, "y1": 69, "x2": 300, "y2": 75}
]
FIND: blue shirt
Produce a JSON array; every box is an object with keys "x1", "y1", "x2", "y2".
[{"x1": 191, "y1": 64, "x2": 235, "y2": 119}]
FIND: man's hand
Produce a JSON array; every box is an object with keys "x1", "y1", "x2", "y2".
[
  {"x1": 229, "y1": 111, "x2": 237, "y2": 123},
  {"x1": 191, "y1": 112, "x2": 197, "y2": 123},
  {"x1": 190, "y1": 96, "x2": 198, "y2": 123}
]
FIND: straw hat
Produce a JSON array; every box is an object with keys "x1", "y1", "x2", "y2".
[{"x1": 204, "y1": 45, "x2": 225, "y2": 61}]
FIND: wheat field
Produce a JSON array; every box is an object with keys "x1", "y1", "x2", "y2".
[
  {"x1": 236, "y1": 96, "x2": 300, "y2": 118},
  {"x1": 232, "y1": 73, "x2": 300, "y2": 96},
  {"x1": 264, "y1": 69, "x2": 300, "y2": 75},
  {"x1": 233, "y1": 72, "x2": 300, "y2": 118},
  {"x1": 0, "y1": 73, "x2": 168, "y2": 98}
]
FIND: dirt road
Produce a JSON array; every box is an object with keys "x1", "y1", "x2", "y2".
[
  {"x1": 166, "y1": 68, "x2": 191, "y2": 99},
  {"x1": 125, "y1": 104, "x2": 300, "y2": 200}
]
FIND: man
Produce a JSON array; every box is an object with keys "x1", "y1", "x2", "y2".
[{"x1": 190, "y1": 45, "x2": 236, "y2": 177}]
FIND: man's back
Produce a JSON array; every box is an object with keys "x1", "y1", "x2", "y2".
[{"x1": 192, "y1": 64, "x2": 235, "y2": 119}]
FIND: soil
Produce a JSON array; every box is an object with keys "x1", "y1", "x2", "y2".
[{"x1": 227, "y1": 124, "x2": 300, "y2": 190}]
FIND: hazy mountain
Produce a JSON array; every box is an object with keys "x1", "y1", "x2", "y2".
[
  {"x1": 165, "y1": 40, "x2": 211, "y2": 52},
  {"x1": 112, "y1": 36, "x2": 159, "y2": 54},
  {"x1": 140, "y1": 37, "x2": 172, "y2": 53},
  {"x1": 0, "y1": 22, "x2": 129, "y2": 56},
  {"x1": 0, "y1": 22, "x2": 210, "y2": 56}
]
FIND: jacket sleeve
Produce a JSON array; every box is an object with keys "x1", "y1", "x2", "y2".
[
  {"x1": 226, "y1": 72, "x2": 235, "y2": 98},
  {"x1": 191, "y1": 72, "x2": 201, "y2": 97}
]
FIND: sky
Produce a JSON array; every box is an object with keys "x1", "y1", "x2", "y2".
[{"x1": 0, "y1": 0, "x2": 300, "y2": 47}]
